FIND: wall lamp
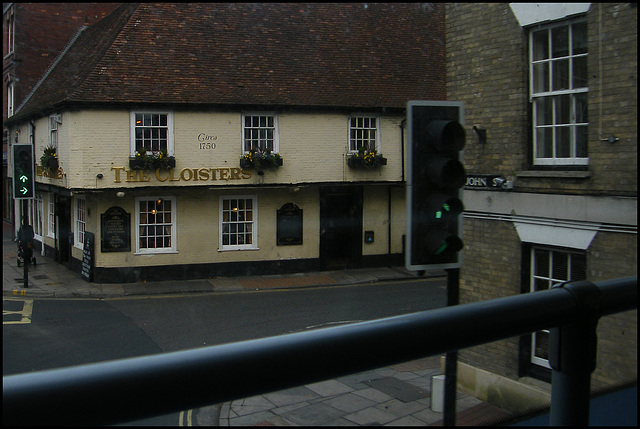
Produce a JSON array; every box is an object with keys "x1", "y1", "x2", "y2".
[
  {"x1": 472, "y1": 126, "x2": 487, "y2": 145},
  {"x1": 601, "y1": 136, "x2": 619, "y2": 144}
]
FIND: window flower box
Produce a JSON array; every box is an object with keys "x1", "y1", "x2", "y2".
[
  {"x1": 130, "y1": 148, "x2": 176, "y2": 170},
  {"x1": 40, "y1": 145, "x2": 59, "y2": 173},
  {"x1": 240, "y1": 150, "x2": 283, "y2": 170},
  {"x1": 347, "y1": 149, "x2": 387, "y2": 168}
]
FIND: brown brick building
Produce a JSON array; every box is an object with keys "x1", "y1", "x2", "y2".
[
  {"x1": 446, "y1": 3, "x2": 636, "y2": 412},
  {"x1": 3, "y1": 2, "x2": 120, "y2": 220}
]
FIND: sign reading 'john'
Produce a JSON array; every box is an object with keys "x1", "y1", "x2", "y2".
[{"x1": 465, "y1": 174, "x2": 507, "y2": 189}]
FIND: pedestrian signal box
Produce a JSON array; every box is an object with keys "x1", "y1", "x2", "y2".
[{"x1": 13, "y1": 144, "x2": 35, "y2": 199}]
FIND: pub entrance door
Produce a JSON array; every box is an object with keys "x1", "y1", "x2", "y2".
[
  {"x1": 319, "y1": 186, "x2": 362, "y2": 269},
  {"x1": 56, "y1": 195, "x2": 72, "y2": 265}
]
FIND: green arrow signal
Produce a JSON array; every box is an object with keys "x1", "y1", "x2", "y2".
[
  {"x1": 20, "y1": 187, "x2": 29, "y2": 195},
  {"x1": 19, "y1": 175, "x2": 29, "y2": 182}
]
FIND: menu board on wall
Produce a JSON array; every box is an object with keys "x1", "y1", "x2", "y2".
[
  {"x1": 277, "y1": 203, "x2": 303, "y2": 246},
  {"x1": 101, "y1": 206, "x2": 131, "y2": 252},
  {"x1": 81, "y1": 232, "x2": 94, "y2": 282}
]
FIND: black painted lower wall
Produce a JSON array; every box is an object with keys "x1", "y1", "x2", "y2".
[{"x1": 59, "y1": 249, "x2": 404, "y2": 284}]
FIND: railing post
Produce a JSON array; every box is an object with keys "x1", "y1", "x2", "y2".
[
  {"x1": 549, "y1": 281, "x2": 602, "y2": 426},
  {"x1": 443, "y1": 268, "x2": 459, "y2": 426}
]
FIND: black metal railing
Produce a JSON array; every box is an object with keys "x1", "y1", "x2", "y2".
[{"x1": 3, "y1": 276, "x2": 636, "y2": 426}]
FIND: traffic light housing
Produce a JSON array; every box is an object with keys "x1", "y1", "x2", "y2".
[
  {"x1": 13, "y1": 144, "x2": 35, "y2": 199},
  {"x1": 406, "y1": 101, "x2": 465, "y2": 271}
]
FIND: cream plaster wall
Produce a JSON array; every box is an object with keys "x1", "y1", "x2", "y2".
[
  {"x1": 32, "y1": 109, "x2": 404, "y2": 190},
  {"x1": 91, "y1": 187, "x2": 320, "y2": 269}
]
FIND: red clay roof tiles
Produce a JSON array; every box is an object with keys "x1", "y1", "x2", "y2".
[{"x1": 13, "y1": 3, "x2": 445, "y2": 120}]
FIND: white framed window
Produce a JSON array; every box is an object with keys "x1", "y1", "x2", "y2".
[
  {"x1": 33, "y1": 193, "x2": 44, "y2": 241},
  {"x1": 135, "y1": 196, "x2": 176, "y2": 253},
  {"x1": 7, "y1": 81, "x2": 14, "y2": 117},
  {"x1": 530, "y1": 19, "x2": 588, "y2": 166},
  {"x1": 47, "y1": 194, "x2": 56, "y2": 238},
  {"x1": 348, "y1": 116, "x2": 379, "y2": 152},
  {"x1": 5, "y1": 8, "x2": 15, "y2": 54},
  {"x1": 242, "y1": 113, "x2": 278, "y2": 153},
  {"x1": 529, "y1": 246, "x2": 586, "y2": 368},
  {"x1": 219, "y1": 196, "x2": 258, "y2": 250},
  {"x1": 74, "y1": 196, "x2": 86, "y2": 248},
  {"x1": 49, "y1": 114, "x2": 61, "y2": 148},
  {"x1": 131, "y1": 111, "x2": 174, "y2": 155}
]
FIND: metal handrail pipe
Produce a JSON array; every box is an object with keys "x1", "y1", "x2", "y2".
[{"x1": 3, "y1": 277, "x2": 636, "y2": 426}]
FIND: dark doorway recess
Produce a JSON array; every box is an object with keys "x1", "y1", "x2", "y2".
[
  {"x1": 320, "y1": 186, "x2": 363, "y2": 269},
  {"x1": 56, "y1": 195, "x2": 72, "y2": 265}
]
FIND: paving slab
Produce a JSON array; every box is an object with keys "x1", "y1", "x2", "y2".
[
  {"x1": 229, "y1": 396, "x2": 276, "y2": 416},
  {"x1": 279, "y1": 402, "x2": 346, "y2": 425},
  {"x1": 305, "y1": 379, "x2": 353, "y2": 397},
  {"x1": 324, "y1": 392, "x2": 377, "y2": 413},
  {"x1": 352, "y1": 387, "x2": 393, "y2": 403},
  {"x1": 364, "y1": 377, "x2": 429, "y2": 403},
  {"x1": 375, "y1": 397, "x2": 425, "y2": 417},
  {"x1": 344, "y1": 405, "x2": 398, "y2": 425},
  {"x1": 263, "y1": 385, "x2": 321, "y2": 407}
]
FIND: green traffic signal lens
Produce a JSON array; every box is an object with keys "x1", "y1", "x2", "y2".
[{"x1": 434, "y1": 242, "x2": 448, "y2": 256}]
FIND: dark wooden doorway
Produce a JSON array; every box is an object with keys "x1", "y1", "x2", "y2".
[
  {"x1": 320, "y1": 186, "x2": 362, "y2": 269},
  {"x1": 56, "y1": 195, "x2": 72, "y2": 264}
]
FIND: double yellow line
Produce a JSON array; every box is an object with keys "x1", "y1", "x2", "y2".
[{"x1": 178, "y1": 409, "x2": 193, "y2": 426}]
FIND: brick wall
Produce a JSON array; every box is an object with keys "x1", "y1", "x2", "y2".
[
  {"x1": 445, "y1": 3, "x2": 529, "y2": 179},
  {"x1": 447, "y1": 3, "x2": 637, "y2": 196},
  {"x1": 447, "y1": 2, "x2": 637, "y2": 391},
  {"x1": 459, "y1": 217, "x2": 523, "y2": 378},
  {"x1": 588, "y1": 231, "x2": 637, "y2": 390},
  {"x1": 3, "y1": 3, "x2": 120, "y2": 120}
]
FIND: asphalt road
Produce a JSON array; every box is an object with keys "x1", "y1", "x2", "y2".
[{"x1": 3, "y1": 278, "x2": 446, "y2": 425}]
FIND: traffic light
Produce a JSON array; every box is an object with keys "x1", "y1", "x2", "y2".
[
  {"x1": 13, "y1": 144, "x2": 35, "y2": 199},
  {"x1": 406, "y1": 101, "x2": 465, "y2": 271}
]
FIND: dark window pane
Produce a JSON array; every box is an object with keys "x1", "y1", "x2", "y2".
[
  {"x1": 553, "y1": 252, "x2": 569, "y2": 280},
  {"x1": 572, "y1": 22, "x2": 588, "y2": 55}
]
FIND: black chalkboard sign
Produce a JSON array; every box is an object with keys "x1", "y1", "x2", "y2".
[
  {"x1": 101, "y1": 206, "x2": 131, "y2": 252},
  {"x1": 81, "y1": 232, "x2": 94, "y2": 282},
  {"x1": 277, "y1": 203, "x2": 303, "y2": 246}
]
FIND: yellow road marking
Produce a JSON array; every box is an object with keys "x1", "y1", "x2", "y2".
[
  {"x1": 3, "y1": 299, "x2": 34, "y2": 325},
  {"x1": 178, "y1": 409, "x2": 193, "y2": 426}
]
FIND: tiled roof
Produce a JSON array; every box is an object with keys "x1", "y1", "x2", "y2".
[{"x1": 13, "y1": 3, "x2": 445, "y2": 120}]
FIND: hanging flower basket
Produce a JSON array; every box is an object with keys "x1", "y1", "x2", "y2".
[
  {"x1": 129, "y1": 148, "x2": 176, "y2": 170},
  {"x1": 40, "y1": 145, "x2": 59, "y2": 173},
  {"x1": 347, "y1": 149, "x2": 387, "y2": 168},
  {"x1": 240, "y1": 150, "x2": 283, "y2": 170}
]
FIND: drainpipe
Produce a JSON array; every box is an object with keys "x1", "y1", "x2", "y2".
[
  {"x1": 388, "y1": 186, "x2": 392, "y2": 256},
  {"x1": 399, "y1": 119, "x2": 406, "y2": 183}
]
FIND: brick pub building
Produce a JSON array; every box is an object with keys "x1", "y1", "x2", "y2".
[
  {"x1": 446, "y1": 3, "x2": 636, "y2": 413},
  {"x1": 5, "y1": 3, "x2": 444, "y2": 280}
]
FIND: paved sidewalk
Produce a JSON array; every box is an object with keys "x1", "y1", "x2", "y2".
[
  {"x1": 3, "y1": 220, "x2": 515, "y2": 425},
  {"x1": 3, "y1": 220, "x2": 436, "y2": 299},
  {"x1": 216, "y1": 355, "x2": 514, "y2": 426}
]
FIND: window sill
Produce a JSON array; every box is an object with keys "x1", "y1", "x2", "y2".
[
  {"x1": 516, "y1": 170, "x2": 592, "y2": 179},
  {"x1": 218, "y1": 247, "x2": 260, "y2": 252},
  {"x1": 134, "y1": 250, "x2": 178, "y2": 255}
]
